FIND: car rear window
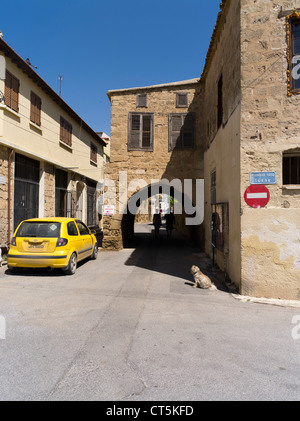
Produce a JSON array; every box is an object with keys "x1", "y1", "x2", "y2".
[{"x1": 16, "y1": 222, "x2": 61, "y2": 238}]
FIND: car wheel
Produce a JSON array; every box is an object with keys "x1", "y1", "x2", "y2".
[
  {"x1": 91, "y1": 244, "x2": 98, "y2": 260},
  {"x1": 64, "y1": 252, "x2": 77, "y2": 275}
]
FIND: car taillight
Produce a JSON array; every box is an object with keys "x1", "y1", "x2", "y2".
[
  {"x1": 56, "y1": 238, "x2": 68, "y2": 247},
  {"x1": 10, "y1": 237, "x2": 16, "y2": 246}
]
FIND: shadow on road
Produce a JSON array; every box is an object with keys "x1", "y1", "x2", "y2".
[{"x1": 124, "y1": 223, "x2": 229, "y2": 292}]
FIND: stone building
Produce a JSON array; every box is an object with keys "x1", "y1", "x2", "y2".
[
  {"x1": 105, "y1": 0, "x2": 300, "y2": 301},
  {"x1": 104, "y1": 79, "x2": 204, "y2": 250},
  {"x1": 0, "y1": 37, "x2": 107, "y2": 250}
]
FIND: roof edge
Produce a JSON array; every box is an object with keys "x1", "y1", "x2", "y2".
[
  {"x1": 0, "y1": 38, "x2": 106, "y2": 147},
  {"x1": 200, "y1": 0, "x2": 231, "y2": 82},
  {"x1": 107, "y1": 78, "x2": 201, "y2": 98}
]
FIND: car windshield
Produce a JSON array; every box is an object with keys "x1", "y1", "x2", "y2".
[{"x1": 16, "y1": 222, "x2": 61, "y2": 238}]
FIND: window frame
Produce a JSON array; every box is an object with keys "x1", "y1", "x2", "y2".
[
  {"x1": 217, "y1": 73, "x2": 223, "y2": 129},
  {"x1": 282, "y1": 152, "x2": 300, "y2": 185},
  {"x1": 5, "y1": 70, "x2": 19, "y2": 112},
  {"x1": 60, "y1": 116, "x2": 72, "y2": 148},
  {"x1": 128, "y1": 112, "x2": 154, "y2": 152},
  {"x1": 30, "y1": 91, "x2": 42, "y2": 127},
  {"x1": 136, "y1": 93, "x2": 148, "y2": 108},
  {"x1": 76, "y1": 220, "x2": 90, "y2": 236},
  {"x1": 176, "y1": 92, "x2": 189, "y2": 108},
  {"x1": 67, "y1": 221, "x2": 79, "y2": 236},
  {"x1": 168, "y1": 112, "x2": 196, "y2": 151},
  {"x1": 90, "y1": 142, "x2": 98, "y2": 165}
]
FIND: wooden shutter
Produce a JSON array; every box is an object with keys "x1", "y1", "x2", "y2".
[
  {"x1": 5, "y1": 71, "x2": 19, "y2": 112},
  {"x1": 128, "y1": 113, "x2": 153, "y2": 151},
  {"x1": 30, "y1": 92, "x2": 42, "y2": 126},
  {"x1": 176, "y1": 93, "x2": 188, "y2": 108},
  {"x1": 182, "y1": 113, "x2": 195, "y2": 149},
  {"x1": 90, "y1": 142, "x2": 97, "y2": 164},
  {"x1": 11, "y1": 74, "x2": 19, "y2": 112},
  {"x1": 217, "y1": 74, "x2": 223, "y2": 128},
  {"x1": 169, "y1": 114, "x2": 183, "y2": 150},
  {"x1": 35, "y1": 94, "x2": 41, "y2": 126},
  {"x1": 142, "y1": 114, "x2": 151, "y2": 148},
  {"x1": 60, "y1": 116, "x2": 72, "y2": 147},
  {"x1": 169, "y1": 113, "x2": 195, "y2": 150},
  {"x1": 4, "y1": 71, "x2": 12, "y2": 108},
  {"x1": 137, "y1": 94, "x2": 148, "y2": 108},
  {"x1": 128, "y1": 113, "x2": 141, "y2": 150}
]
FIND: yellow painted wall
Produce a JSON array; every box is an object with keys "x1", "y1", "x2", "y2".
[{"x1": 0, "y1": 54, "x2": 104, "y2": 183}]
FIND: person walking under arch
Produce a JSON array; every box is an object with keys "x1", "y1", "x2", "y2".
[
  {"x1": 153, "y1": 209, "x2": 162, "y2": 239},
  {"x1": 165, "y1": 210, "x2": 175, "y2": 239}
]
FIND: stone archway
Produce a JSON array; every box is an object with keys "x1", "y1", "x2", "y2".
[{"x1": 103, "y1": 180, "x2": 204, "y2": 250}]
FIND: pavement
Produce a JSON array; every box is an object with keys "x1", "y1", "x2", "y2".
[
  {"x1": 0, "y1": 223, "x2": 299, "y2": 401},
  {"x1": 1, "y1": 224, "x2": 300, "y2": 309}
]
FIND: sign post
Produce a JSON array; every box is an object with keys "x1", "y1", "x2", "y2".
[{"x1": 244, "y1": 185, "x2": 270, "y2": 208}]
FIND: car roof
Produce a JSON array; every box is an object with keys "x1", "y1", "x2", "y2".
[{"x1": 20, "y1": 217, "x2": 77, "y2": 223}]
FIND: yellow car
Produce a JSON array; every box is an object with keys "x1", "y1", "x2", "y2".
[{"x1": 7, "y1": 218, "x2": 98, "y2": 275}]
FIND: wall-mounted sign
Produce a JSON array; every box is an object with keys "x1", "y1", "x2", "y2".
[
  {"x1": 0, "y1": 176, "x2": 6, "y2": 185},
  {"x1": 103, "y1": 205, "x2": 115, "y2": 216},
  {"x1": 250, "y1": 171, "x2": 276, "y2": 185},
  {"x1": 244, "y1": 185, "x2": 270, "y2": 208}
]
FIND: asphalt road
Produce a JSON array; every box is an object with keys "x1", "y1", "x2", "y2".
[{"x1": 0, "y1": 223, "x2": 299, "y2": 401}]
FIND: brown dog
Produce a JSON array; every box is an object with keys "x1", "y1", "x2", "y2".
[{"x1": 190, "y1": 265, "x2": 215, "y2": 290}]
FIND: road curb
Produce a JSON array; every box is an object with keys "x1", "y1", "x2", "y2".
[{"x1": 231, "y1": 293, "x2": 300, "y2": 308}]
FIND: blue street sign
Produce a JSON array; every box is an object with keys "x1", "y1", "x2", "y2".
[{"x1": 250, "y1": 172, "x2": 276, "y2": 185}]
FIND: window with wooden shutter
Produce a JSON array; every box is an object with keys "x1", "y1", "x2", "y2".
[
  {"x1": 128, "y1": 112, "x2": 154, "y2": 151},
  {"x1": 217, "y1": 73, "x2": 223, "y2": 129},
  {"x1": 90, "y1": 142, "x2": 97, "y2": 164},
  {"x1": 60, "y1": 116, "x2": 72, "y2": 148},
  {"x1": 169, "y1": 113, "x2": 195, "y2": 151},
  {"x1": 30, "y1": 91, "x2": 42, "y2": 126},
  {"x1": 176, "y1": 93, "x2": 188, "y2": 108},
  {"x1": 136, "y1": 93, "x2": 148, "y2": 108},
  {"x1": 5, "y1": 70, "x2": 19, "y2": 112}
]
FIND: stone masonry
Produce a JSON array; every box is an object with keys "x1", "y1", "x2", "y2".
[{"x1": 103, "y1": 80, "x2": 204, "y2": 250}]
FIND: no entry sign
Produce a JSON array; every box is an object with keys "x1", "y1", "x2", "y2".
[{"x1": 244, "y1": 185, "x2": 270, "y2": 208}]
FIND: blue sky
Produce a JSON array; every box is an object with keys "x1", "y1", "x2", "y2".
[{"x1": 1, "y1": 0, "x2": 221, "y2": 135}]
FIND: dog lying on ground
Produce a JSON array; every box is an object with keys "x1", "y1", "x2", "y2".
[{"x1": 190, "y1": 265, "x2": 216, "y2": 290}]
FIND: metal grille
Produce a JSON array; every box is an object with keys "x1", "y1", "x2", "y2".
[
  {"x1": 14, "y1": 180, "x2": 39, "y2": 229},
  {"x1": 87, "y1": 186, "x2": 96, "y2": 226}
]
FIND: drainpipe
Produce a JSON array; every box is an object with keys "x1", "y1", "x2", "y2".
[{"x1": 7, "y1": 148, "x2": 13, "y2": 245}]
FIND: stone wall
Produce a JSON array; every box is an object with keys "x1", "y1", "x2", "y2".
[
  {"x1": 203, "y1": 0, "x2": 242, "y2": 287},
  {"x1": 0, "y1": 145, "x2": 12, "y2": 247},
  {"x1": 44, "y1": 162, "x2": 55, "y2": 218},
  {"x1": 103, "y1": 81, "x2": 204, "y2": 249},
  {"x1": 240, "y1": 0, "x2": 300, "y2": 299}
]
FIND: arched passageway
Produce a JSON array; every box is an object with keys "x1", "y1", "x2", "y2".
[{"x1": 119, "y1": 182, "x2": 204, "y2": 249}]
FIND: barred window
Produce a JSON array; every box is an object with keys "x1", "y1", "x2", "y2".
[{"x1": 283, "y1": 153, "x2": 300, "y2": 184}]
